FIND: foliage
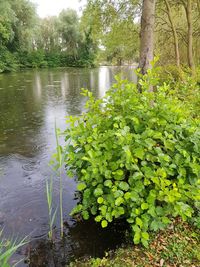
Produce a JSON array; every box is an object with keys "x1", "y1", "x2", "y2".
[
  {"x1": 58, "y1": 68, "x2": 200, "y2": 247},
  {"x1": 46, "y1": 176, "x2": 57, "y2": 240},
  {"x1": 57, "y1": 9, "x2": 80, "y2": 57},
  {"x1": 156, "y1": 65, "x2": 200, "y2": 118},
  {"x1": 0, "y1": 1, "x2": 97, "y2": 73},
  {"x1": 0, "y1": 229, "x2": 28, "y2": 267},
  {"x1": 81, "y1": 0, "x2": 140, "y2": 65},
  {"x1": 69, "y1": 221, "x2": 200, "y2": 267},
  {"x1": 0, "y1": 46, "x2": 18, "y2": 72},
  {"x1": 155, "y1": 0, "x2": 200, "y2": 67}
]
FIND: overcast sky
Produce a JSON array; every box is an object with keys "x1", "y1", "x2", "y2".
[{"x1": 31, "y1": 0, "x2": 86, "y2": 18}]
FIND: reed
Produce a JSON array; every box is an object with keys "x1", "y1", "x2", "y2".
[
  {"x1": 46, "y1": 176, "x2": 57, "y2": 240},
  {"x1": 54, "y1": 123, "x2": 64, "y2": 238},
  {"x1": 0, "y1": 229, "x2": 28, "y2": 267}
]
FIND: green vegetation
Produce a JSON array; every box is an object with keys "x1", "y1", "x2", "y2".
[
  {"x1": 70, "y1": 221, "x2": 200, "y2": 267},
  {"x1": 1, "y1": 0, "x2": 200, "y2": 265},
  {"x1": 54, "y1": 126, "x2": 64, "y2": 238},
  {"x1": 55, "y1": 66, "x2": 200, "y2": 247},
  {"x1": 0, "y1": 0, "x2": 97, "y2": 73},
  {"x1": 1, "y1": 0, "x2": 200, "y2": 71},
  {"x1": 46, "y1": 125, "x2": 66, "y2": 240},
  {"x1": 46, "y1": 176, "x2": 57, "y2": 240},
  {"x1": 0, "y1": 229, "x2": 28, "y2": 267},
  {"x1": 81, "y1": 1, "x2": 139, "y2": 65}
]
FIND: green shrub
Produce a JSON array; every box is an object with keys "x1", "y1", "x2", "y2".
[
  {"x1": 0, "y1": 47, "x2": 18, "y2": 73},
  {"x1": 169, "y1": 70, "x2": 200, "y2": 119},
  {"x1": 45, "y1": 52, "x2": 61, "y2": 68},
  {"x1": 58, "y1": 69, "x2": 200, "y2": 247}
]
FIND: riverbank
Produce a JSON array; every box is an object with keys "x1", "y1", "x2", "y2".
[{"x1": 69, "y1": 220, "x2": 200, "y2": 267}]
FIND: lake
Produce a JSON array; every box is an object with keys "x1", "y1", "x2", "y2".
[{"x1": 0, "y1": 66, "x2": 137, "y2": 266}]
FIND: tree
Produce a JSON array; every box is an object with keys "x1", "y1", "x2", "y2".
[
  {"x1": 0, "y1": 1, "x2": 15, "y2": 46},
  {"x1": 82, "y1": 0, "x2": 140, "y2": 64},
  {"x1": 182, "y1": 0, "x2": 195, "y2": 74},
  {"x1": 35, "y1": 16, "x2": 60, "y2": 52},
  {"x1": 164, "y1": 0, "x2": 180, "y2": 67},
  {"x1": 139, "y1": 0, "x2": 156, "y2": 76},
  {"x1": 58, "y1": 9, "x2": 80, "y2": 58},
  {"x1": 9, "y1": 0, "x2": 37, "y2": 52}
]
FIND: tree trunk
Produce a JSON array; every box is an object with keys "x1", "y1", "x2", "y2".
[
  {"x1": 184, "y1": 0, "x2": 195, "y2": 74},
  {"x1": 164, "y1": 0, "x2": 180, "y2": 68},
  {"x1": 197, "y1": 0, "x2": 200, "y2": 17},
  {"x1": 139, "y1": 0, "x2": 156, "y2": 76}
]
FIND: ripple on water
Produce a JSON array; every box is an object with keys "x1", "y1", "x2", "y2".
[{"x1": 22, "y1": 163, "x2": 39, "y2": 172}]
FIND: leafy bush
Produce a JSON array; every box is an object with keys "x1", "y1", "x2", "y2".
[
  {"x1": 0, "y1": 47, "x2": 18, "y2": 73},
  {"x1": 59, "y1": 69, "x2": 200, "y2": 247},
  {"x1": 166, "y1": 69, "x2": 200, "y2": 119}
]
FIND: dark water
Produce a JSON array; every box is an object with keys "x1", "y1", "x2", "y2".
[{"x1": 0, "y1": 66, "x2": 137, "y2": 266}]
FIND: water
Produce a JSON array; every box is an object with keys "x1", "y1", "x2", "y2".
[{"x1": 0, "y1": 66, "x2": 137, "y2": 266}]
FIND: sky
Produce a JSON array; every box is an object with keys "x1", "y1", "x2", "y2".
[{"x1": 31, "y1": 0, "x2": 86, "y2": 18}]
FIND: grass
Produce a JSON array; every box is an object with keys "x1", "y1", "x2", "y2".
[
  {"x1": 47, "y1": 121, "x2": 67, "y2": 240},
  {"x1": 69, "y1": 220, "x2": 200, "y2": 267},
  {"x1": 0, "y1": 229, "x2": 28, "y2": 267},
  {"x1": 46, "y1": 176, "x2": 57, "y2": 240},
  {"x1": 54, "y1": 123, "x2": 64, "y2": 238}
]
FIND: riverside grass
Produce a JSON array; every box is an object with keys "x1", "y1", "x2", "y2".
[
  {"x1": 46, "y1": 176, "x2": 57, "y2": 240},
  {"x1": 55, "y1": 123, "x2": 64, "y2": 238},
  {"x1": 0, "y1": 229, "x2": 28, "y2": 267},
  {"x1": 48, "y1": 122, "x2": 66, "y2": 239}
]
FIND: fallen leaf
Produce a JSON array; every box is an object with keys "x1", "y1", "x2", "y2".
[{"x1": 160, "y1": 258, "x2": 165, "y2": 267}]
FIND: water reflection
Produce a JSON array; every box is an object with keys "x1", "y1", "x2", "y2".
[{"x1": 0, "y1": 66, "x2": 136, "y2": 266}]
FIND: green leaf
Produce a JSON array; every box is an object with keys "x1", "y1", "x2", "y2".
[
  {"x1": 150, "y1": 220, "x2": 159, "y2": 231},
  {"x1": 141, "y1": 238, "x2": 149, "y2": 248},
  {"x1": 95, "y1": 215, "x2": 102, "y2": 222},
  {"x1": 99, "y1": 205, "x2": 107, "y2": 215},
  {"x1": 115, "y1": 197, "x2": 124, "y2": 206},
  {"x1": 82, "y1": 211, "x2": 89, "y2": 220},
  {"x1": 141, "y1": 232, "x2": 149, "y2": 240},
  {"x1": 161, "y1": 216, "x2": 171, "y2": 225},
  {"x1": 119, "y1": 182, "x2": 129, "y2": 191},
  {"x1": 136, "y1": 217, "x2": 143, "y2": 228},
  {"x1": 97, "y1": 197, "x2": 104, "y2": 204},
  {"x1": 124, "y1": 192, "x2": 131, "y2": 200},
  {"x1": 141, "y1": 203, "x2": 149, "y2": 210},
  {"x1": 133, "y1": 232, "x2": 141, "y2": 244},
  {"x1": 77, "y1": 183, "x2": 86, "y2": 191},
  {"x1": 134, "y1": 147, "x2": 145, "y2": 160},
  {"x1": 113, "y1": 169, "x2": 124, "y2": 180},
  {"x1": 104, "y1": 180, "x2": 112, "y2": 188},
  {"x1": 132, "y1": 172, "x2": 143, "y2": 180},
  {"x1": 101, "y1": 220, "x2": 108, "y2": 228},
  {"x1": 94, "y1": 188, "x2": 103, "y2": 197}
]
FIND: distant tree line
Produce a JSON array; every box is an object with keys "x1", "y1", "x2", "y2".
[{"x1": 0, "y1": 0, "x2": 97, "y2": 73}]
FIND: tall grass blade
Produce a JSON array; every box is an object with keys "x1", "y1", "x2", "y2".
[
  {"x1": 0, "y1": 231, "x2": 28, "y2": 267},
  {"x1": 46, "y1": 176, "x2": 57, "y2": 240},
  {"x1": 54, "y1": 121, "x2": 64, "y2": 238}
]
